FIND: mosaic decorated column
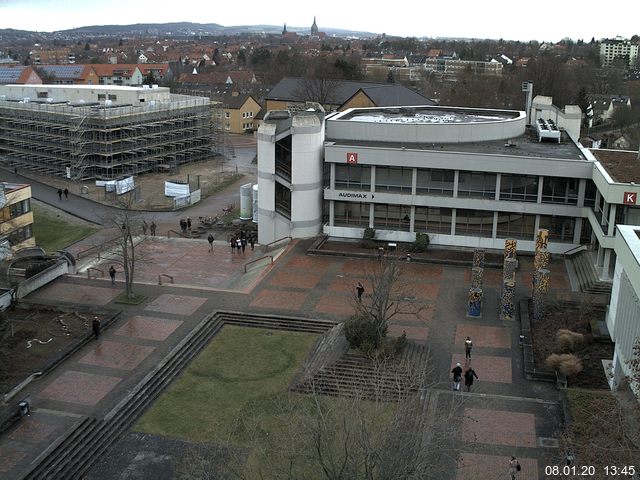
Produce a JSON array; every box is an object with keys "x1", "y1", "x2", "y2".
[
  {"x1": 467, "y1": 287, "x2": 483, "y2": 317},
  {"x1": 473, "y1": 249, "x2": 485, "y2": 269},
  {"x1": 504, "y1": 239, "x2": 517, "y2": 260},
  {"x1": 532, "y1": 268, "x2": 550, "y2": 321},
  {"x1": 500, "y1": 278, "x2": 515, "y2": 321},
  {"x1": 535, "y1": 229, "x2": 549, "y2": 252},
  {"x1": 534, "y1": 248, "x2": 550, "y2": 271},
  {"x1": 503, "y1": 257, "x2": 517, "y2": 283},
  {"x1": 471, "y1": 267, "x2": 484, "y2": 289}
]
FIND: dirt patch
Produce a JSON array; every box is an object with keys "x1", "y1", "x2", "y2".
[
  {"x1": 529, "y1": 300, "x2": 613, "y2": 389},
  {"x1": 0, "y1": 305, "x2": 106, "y2": 393}
]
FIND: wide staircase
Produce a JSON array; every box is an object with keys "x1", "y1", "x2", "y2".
[
  {"x1": 568, "y1": 250, "x2": 612, "y2": 296},
  {"x1": 18, "y1": 312, "x2": 336, "y2": 480}
]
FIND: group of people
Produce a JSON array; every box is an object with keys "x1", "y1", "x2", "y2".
[
  {"x1": 229, "y1": 230, "x2": 255, "y2": 255},
  {"x1": 451, "y1": 336, "x2": 478, "y2": 392},
  {"x1": 57, "y1": 188, "x2": 69, "y2": 200},
  {"x1": 179, "y1": 217, "x2": 192, "y2": 233},
  {"x1": 141, "y1": 220, "x2": 157, "y2": 236}
]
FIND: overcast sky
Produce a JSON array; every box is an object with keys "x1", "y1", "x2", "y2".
[{"x1": 1, "y1": 0, "x2": 637, "y2": 42}]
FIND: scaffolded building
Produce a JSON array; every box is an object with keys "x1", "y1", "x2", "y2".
[{"x1": 0, "y1": 84, "x2": 215, "y2": 180}]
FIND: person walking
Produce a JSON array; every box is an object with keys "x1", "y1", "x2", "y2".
[
  {"x1": 92, "y1": 317, "x2": 101, "y2": 339},
  {"x1": 236, "y1": 237, "x2": 242, "y2": 254},
  {"x1": 465, "y1": 336, "x2": 473, "y2": 361},
  {"x1": 508, "y1": 456, "x2": 521, "y2": 479},
  {"x1": 142, "y1": 221, "x2": 148, "y2": 235},
  {"x1": 356, "y1": 282, "x2": 365, "y2": 302},
  {"x1": 241, "y1": 237, "x2": 247, "y2": 254},
  {"x1": 464, "y1": 367, "x2": 478, "y2": 392},
  {"x1": 109, "y1": 265, "x2": 116, "y2": 285},
  {"x1": 250, "y1": 236, "x2": 255, "y2": 251},
  {"x1": 57, "y1": 188, "x2": 63, "y2": 200},
  {"x1": 150, "y1": 221, "x2": 157, "y2": 236},
  {"x1": 230, "y1": 236, "x2": 236, "y2": 255},
  {"x1": 207, "y1": 233, "x2": 215, "y2": 252},
  {"x1": 187, "y1": 217, "x2": 192, "y2": 230},
  {"x1": 451, "y1": 362, "x2": 463, "y2": 391},
  {"x1": 63, "y1": 187, "x2": 69, "y2": 200}
]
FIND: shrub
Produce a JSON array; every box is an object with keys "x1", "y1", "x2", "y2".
[
  {"x1": 360, "y1": 228, "x2": 378, "y2": 249},
  {"x1": 411, "y1": 233, "x2": 430, "y2": 253},
  {"x1": 556, "y1": 329, "x2": 585, "y2": 353},
  {"x1": 344, "y1": 314, "x2": 381, "y2": 352},
  {"x1": 546, "y1": 353, "x2": 584, "y2": 376}
]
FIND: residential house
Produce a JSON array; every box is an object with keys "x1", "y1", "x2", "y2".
[
  {"x1": 0, "y1": 66, "x2": 43, "y2": 85},
  {"x1": 93, "y1": 64, "x2": 143, "y2": 86},
  {"x1": 34, "y1": 64, "x2": 99, "y2": 85},
  {"x1": 0, "y1": 182, "x2": 35, "y2": 257},
  {"x1": 589, "y1": 95, "x2": 632, "y2": 123},
  {"x1": 222, "y1": 92, "x2": 261, "y2": 134},
  {"x1": 600, "y1": 37, "x2": 639, "y2": 67},
  {"x1": 264, "y1": 77, "x2": 436, "y2": 113}
]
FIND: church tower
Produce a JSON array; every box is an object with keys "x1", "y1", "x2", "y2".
[
  {"x1": 310, "y1": 16, "x2": 318, "y2": 36},
  {"x1": 282, "y1": 23, "x2": 287, "y2": 35}
]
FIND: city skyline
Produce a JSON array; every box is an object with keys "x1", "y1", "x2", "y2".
[{"x1": 1, "y1": 0, "x2": 638, "y2": 42}]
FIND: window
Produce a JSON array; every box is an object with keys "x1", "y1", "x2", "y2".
[
  {"x1": 107, "y1": 94, "x2": 117, "y2": 101},
  {"x1": 275, "y1": 182, "x2": 291, "y2": 219},
  {"x1": 583, "y1": 180, "x2": 596, "y2": 207},
  {"x1": 335, "y1": 164, "x2": 371, "y2": 191},
  {"x1": 458, "y1": 171, "x2": 497, "y2": 199},
  {"x1": 373, "y1": 204, "x2": 412, "y2": 231},
  {"x1": 1, "y1": 199, "x2": 31, "y2": 221},
  {"x1": 415, "y1": 206, "x2": 452, "y2": 233},
  {"x1": 6, "y1": 225, "x2": 33, "y2": 246},
  {"x1": 37, "y1": 91, "x2": 49, "y2": 98},
  {"x1": 500, "y1": 174, "x2": 538, "y2": 202},
  {"x1": 334, "y1": 201, "x2": 370, "y2": 227},
  {"x1": 225, "y1": 112, "x2": 230, "y2": 118},
  {"x1": 375, "y1": 166, "x2": 412, "y2": 193},
  {"x1": 541, "y1": 177, "x2": 578, "y2": 205},
  {"x1": 455, "y1": 209, "x2": 493, "y2": 237},
  {"x1": 496, "y1": 212, "x2": 535, "y2": 240},
  {"x1": 539, "y1": 216, "x2": 575, "y2": 243},
  {"x1": 98, "y1": 94, "x2": 106, "y2": 100},
  {"x1": 416, "y1": 168, "x2": 454, "y2": 196}
]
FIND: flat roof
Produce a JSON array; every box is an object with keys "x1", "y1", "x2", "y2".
[
  {"x1": 334, "y1": 105, "x2": 520, "y2": 124},
  {"x1": 4, "y1": 84, "x2": 168, "y2": 92},
  {"x1": 328, "y1": 127, "x2": 586, "y2": 161},
  {"x1": 590, "y1": 149, "x2": 640, "y2": 183}
]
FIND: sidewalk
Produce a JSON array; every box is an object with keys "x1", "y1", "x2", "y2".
[{"x1": 0, "y1": 238, "x2": 566, "y2": 479}]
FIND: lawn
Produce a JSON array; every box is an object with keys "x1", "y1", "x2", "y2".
[
  {"x1": 32, "y1": 204, "x2": 97, "y2": 252},
  {"x1": 134, "y1": 325, "x2": 318, "y2": 443}
]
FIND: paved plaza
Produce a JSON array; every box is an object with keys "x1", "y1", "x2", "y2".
[{"x1": 0, "y1": 236, "x2": 572, "y2": 479}]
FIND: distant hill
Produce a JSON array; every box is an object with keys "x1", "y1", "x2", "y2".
[{"x1": 0, "y1": 22, "x2": 378, "y2": 39}]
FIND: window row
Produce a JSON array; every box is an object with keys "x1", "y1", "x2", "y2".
[
  {"x1": 6, "y1": 224, "x2": 33, "y2": 246},
  {"x1": 333, "y1": 165, "x2": 581, "y2": 205},
  {"x1": 331, "y1": 201, "x2": 576, "y2": 242},
  {"x1": 0, "y1": 199, "x2": 31, "y2": 222}
]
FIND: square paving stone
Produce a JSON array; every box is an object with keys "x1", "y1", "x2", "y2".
[
  {"x1": 7, "y1": 419, "x2": 57, "y2": 443},
  {"x1": 457, "y1": 453, "x2": 538, "y2": 480},
  {"x1": 454, "y1": 325, "x2": 511, "y2": 349},
  {"x1": 450, "y1": 355, "x2": 512, "y2": 383},
  {"x1": 269, "y1": 271, "x2": 323, "y2": 289},
  {"x1": 0, "y1": 446, "x2": 26, "y2": 474},
  {"x1": 144, "y1": 294, "x2": 208, "y2": 316},
  {"x1": 284, "y1": 255, "x2": 333, "y2": 272},
  {"x1": 249, "y1": 289, "x2": 307, "y2": 310},
  {"x1": 462, "y1": 408, "x2": 537, "y2": 447},
  {"x1": 38, "y1": 370, "x2": 121, "y2": 406},
  {"x1": 30, "y1": 283, "x2": 121, "y2": 306},
  {"x1": 115, "y1": 316, "x2": 183, "y2": 341},
  {"x1": 79, "y1": 340, "x2": 155, "y2": 370},
  {"x1": 314, "y1": 294, "x2": 354, "y2": 317}
]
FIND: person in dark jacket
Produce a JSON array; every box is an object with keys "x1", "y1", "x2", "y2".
[
  {"x1": 92, "y1": 317, "x2": 101, "y2": 339},
  {"x1": 451, "y1": 362, "x2": 463, "y2": 391},
  {"x1": 464, "y1": 367, "x2": 478, "y2": 391}
]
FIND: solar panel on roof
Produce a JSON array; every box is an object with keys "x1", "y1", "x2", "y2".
[
  {"x1": 0, "y1": 67, "x2": 24, "y2": 83},
  {"x1": 39, "y1": 65, "x2": 84, "y2": 79}
]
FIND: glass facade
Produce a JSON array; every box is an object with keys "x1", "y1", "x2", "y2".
[
  {"x1": 455, "y1": 209, "x2": 494, "y2": 237},
  {"x1": 496, "y1": 212, "x2": 536, "y2": 240},
  {"x1": 416, "y1": 168, "x2": 454, "y2": 196},
  {"x1": 275, "y1": 182, "x2": 291, "y2": 219},
  {"x1": 457, "y1": 171, "x2": 497, "y2": 199},
  {"x1": 334, "y1": 201, "x2": 370, "y2": 227},
  {"x1": 375, "y1": 166, "x2": 413, "y2": 193},
  {"x1": 335, "y1": 164, "x2": 371, "y2": 191},
  {"x1": 541, "y1": 177, "x2": 578, "y2": 205},
  {"x1": 539, "y1": 215, "x2": 575, "y2": 243},
  {"x1": 415, "y1": 206, "x2": 453, "y2": 233},
  {"x1": 500, "y1": 174, "x2": 539, "y2": 202},
  {"x1": 373, "y1": 204, "x2": 412, "y2": 231}
]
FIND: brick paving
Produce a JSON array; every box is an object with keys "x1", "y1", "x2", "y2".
[{"x1": 0, "y1": 233, "x2": 574, "y2": 479}]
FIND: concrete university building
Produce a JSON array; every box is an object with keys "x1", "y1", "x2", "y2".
[
  {"x1": 258, "y1": 101, "x2": 640, "y2": 392},
  {"x1": 0, "y1": 84, "x2": 214, "y2": 180}
]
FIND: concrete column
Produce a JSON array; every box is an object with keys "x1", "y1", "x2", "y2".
[
  {"x1": 534, "y1": 215, "x2": 540, "y2": 240},
  {"x1": 607, "y1": 204, "x2": 617, "y2": 236},
  {"x1": 411, "y1": 168, "x2": 417, "y2": 196},
  {"x1": 453, "y1": 170, "x2": 459, "y2": 198},
  {"x1": 495, "y1": 173, "x2": 501, "y2": 201},
  {"x1": 410, "y1": 205, "x2": 415, "y2": 232},
  {"x1": 329, "y1": 200, "x2": 335, "y2": 226},
  {"x1": 369, "y1": 202, "x2": 374, "y2": 228},
  {"x1": 492, "y1": 211, "x2": 498, "y2": 238},
  {"x1": 330, "y1": 163, "x2": 335, "y2": 189},
  {"x1": 450, "y1": 209, "x2": 457, "y2": 236},
  {"x1": 573, "y1": 217, "x2": 583, "y2": 244},
  {"x1": 596, "y1": 244, "x2": 604, "y2": 269},
  {"x1": 577, "y1": 179, "x2": 586, "y2": 207},
  {"x1": 602, "y1": 249, "x2": 611, "y2": 281},
  {"x1": 370, "y1": 165, "x2": 376, "y2": 193},
  {"x1": 537, "y1": 175, "x2": 544, "y2": 203}
]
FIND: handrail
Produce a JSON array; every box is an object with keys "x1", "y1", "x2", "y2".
[
  {"x1": 87, "y1": 267, "x2": 104, "y2": 279},
  {"x1": 262, "y1": 236, "x2": 292, "y2": 252},
  {"x1": 76, "y1": 236, "x2": 120, "y2": 260},
  {"x1": 562, "y1": 244, "x2": 587, "y2": 258},
  {"x1": 244, "y1": 255, "x2": 273, "y2": 273},
  {"x1": 167, "y1": 229, "x2": 189, "y2": 238},
  {"x1": 158, "y1": 274, "x2": 174, "y2": 285}
]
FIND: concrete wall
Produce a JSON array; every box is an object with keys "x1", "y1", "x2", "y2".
[
  {"x1": 0, "y1": 84, "x2": 172, "y2": 104},
  {"x1": 257, "y1": 122, "x2": 277, "y2": 243},
  {"x1": 16, "y1": 259, "x2": 70, "y2": 299},
  {"x1": 531, "y1": 96, "x2": 582, "y2": 142}
]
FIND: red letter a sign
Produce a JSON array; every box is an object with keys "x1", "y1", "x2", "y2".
[{"x1": 346, "y1": 152, "x2": 358, "y2": 164}]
